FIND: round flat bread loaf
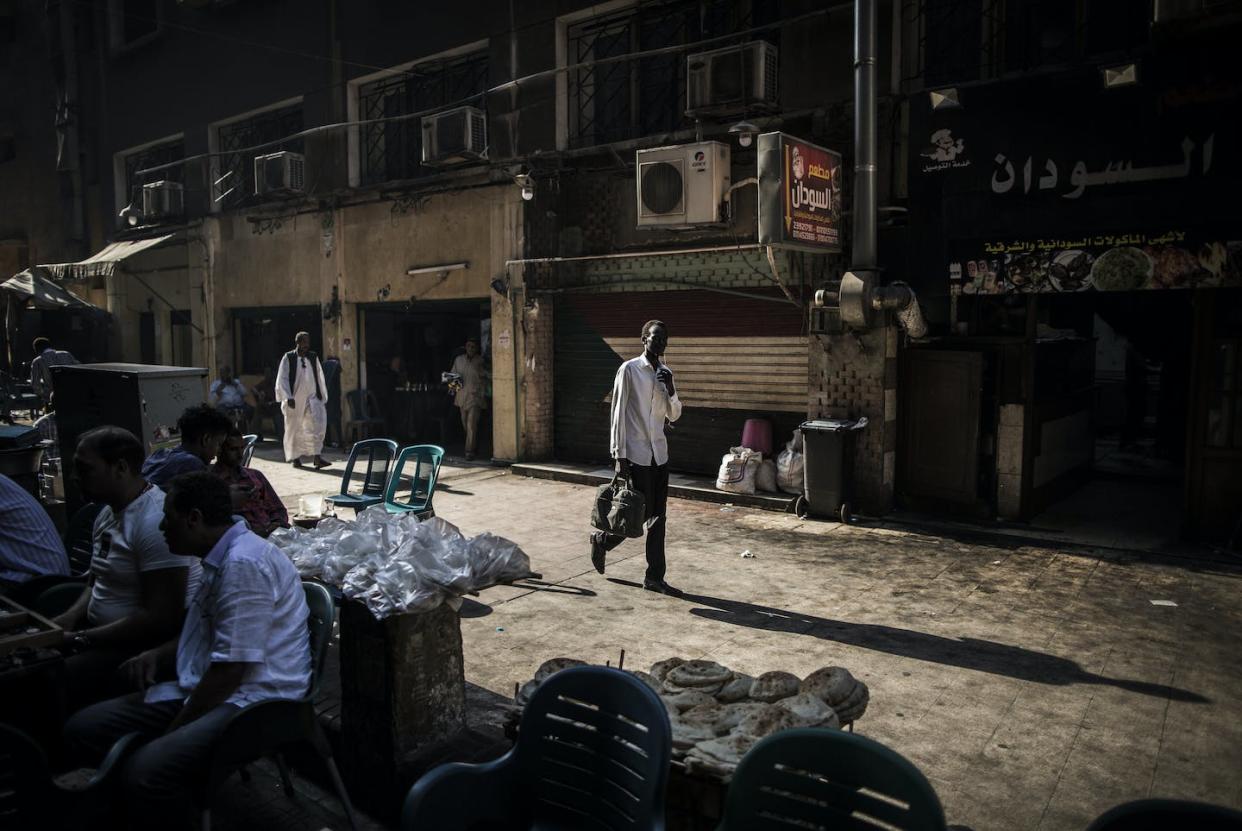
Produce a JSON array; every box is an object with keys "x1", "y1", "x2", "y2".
[
  {"x1": 650, "y1": 657, "x2": 686, "y2": 683},
  {"x1": 662, "y1": 678, "x2": 725, "y2": 696},
  {"x1": 667, "y1": 660, "x2": 733, "y2": 689},
  {"x1": 663, "y1": 690, "x2": 717, "y2": 713},
  {"x1": 800, "y1": 666, "x2": 856, "y2": 706},
  {"x1": 533, "y1": 657, "x2": 587, "y2": 682},
  {"x1": 778, "y1": 692, "x2": 839, "y2": 729},
  {"x1": 750, "y1": 670, "x2": 800, "y2": 702},
  {"x1": 737, "y1": 703, "x2": 796, "y2": 738},
  {"x1": 689, "y1": 733, "x2": 759, "y2": 766},
  {"x1": 835, "y1": 681, "x2": 870, "y2": 723},
  {"x1": 627, "y1": 670, "x2": 662, "y2": 694},
  {"x1": 680, "y1": 702, "x2": 723, "y2": 730},
  {"x1": 715, "y1": 672, "x2": 755, "y2": 703},
  {"x1": 713, "y1": 701, "x2": 766, "y2": 734},
  {"x1": 670, "y1": 715, "x2": 717, "y2": 750}
]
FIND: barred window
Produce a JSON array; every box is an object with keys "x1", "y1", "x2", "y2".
[
  {"x1": 357, "y1": 50, "x2": 489, "y2": 185},
  {"x1": 213, "y1": 103, "x2": 303, "y2": 208},
  {"x1": 565, "y1": 0, "x2": 766, "y2": 149},
  {"x1": 121, "y1": 139, "x2": 183, "y2": 204}
]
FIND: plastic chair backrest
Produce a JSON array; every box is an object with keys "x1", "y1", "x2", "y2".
[
  {"x1": 1086, "y1": 798, "x2": 1242, "y2": 830},
  {"x1": 241, "y1": 434, "x2": 258, "y2": 467},
  {"x1": 384, "y1": 445, "x2": 444, "y2": 512},
  {"x1": 719, "y1": 728, "x2": 946, "y2": 831},
  {"x1": 302, "y1": 580, "x2": 335, "y2": 699},
  {"x1": 364, "y1": 389, "x2": 383, "y2": 421},
  {"x1": 513, "y1": 665, "x2": 672, "y2": 829},
  {"x1": 345, "y1": 389, "x2": 366, "y2": 421},
  {"x1": 31, "y1": 581, "x2": 87, "y2": 618},
  {"x1": 338, "y1": 439, "x2": 398, "y2": 498},
  {"x1": 63, "y1": 502, "x2": 103, "y2": 575},
  {"x1": 0, "y1": 723, "x2": 52, "y2": 823}
]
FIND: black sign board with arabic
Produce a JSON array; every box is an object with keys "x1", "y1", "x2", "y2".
[
  {"x1": 948, "y1": 231, "x2": 1242, "y2": 295},
  {"x1": 757, "y1": 132, "x2": 843, "y2": 253}
]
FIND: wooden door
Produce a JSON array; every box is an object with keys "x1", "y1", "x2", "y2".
[{"x1": 900, "y1": 349, "x2": 984, "y2": 508}]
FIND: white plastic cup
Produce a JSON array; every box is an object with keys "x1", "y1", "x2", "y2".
[{"x1": 300, "y1": 495, "x2": 324, "y2": 518}]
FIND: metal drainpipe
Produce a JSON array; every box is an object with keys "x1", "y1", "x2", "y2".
[{"x1": 852, "y1": 0, "x2": 878, "y2": 274}]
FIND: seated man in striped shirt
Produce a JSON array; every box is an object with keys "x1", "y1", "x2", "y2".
[
  {"x1": 0, "y1": 472, "x2": 69, "y2": 592},
  {"x1": 64, "y1": 472, "x2": 311, "y2": 831}
]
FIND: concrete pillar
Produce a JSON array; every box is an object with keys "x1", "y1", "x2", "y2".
[{"x1": 489, "y1": 189, "x2": 523, "y2": 461}]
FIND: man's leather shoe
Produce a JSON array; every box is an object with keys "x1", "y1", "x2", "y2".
[
  {"x1": 643, "y1": 579, "x2": 683, "y2": 598},
  {"x1": 590, "y1": 536, "x2": 606, "y2": 574}
]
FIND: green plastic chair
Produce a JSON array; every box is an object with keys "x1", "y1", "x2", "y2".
[
  {"x1": 384, "y1": 444, "x2": 444, "y2": 516},
  {"x1": 717, "y1": 728, "x2": 947, "y2": 831},
  {"x1": 1086, "y1": 798, "x2": 1242, "y2": 830}
]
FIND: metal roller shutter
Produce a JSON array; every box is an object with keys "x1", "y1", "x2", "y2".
[{"x1": 553, "y1": 289, "x2": 808, "y2": 474}]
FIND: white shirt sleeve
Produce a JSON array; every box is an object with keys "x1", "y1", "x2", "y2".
[
  {"x1": 609, "y1": 362, "x2": 631, "y2": 461},
  {"x1": 274, "y1": 355, "x2": 291, "y2": 401},
  {"x1": 315, "y1": 358, "x2": 327, "y2": 400}
]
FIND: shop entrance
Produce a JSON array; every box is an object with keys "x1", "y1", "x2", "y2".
[
  {"x1": 361, "y1": 299, "x2": 491, "y2": 458},
  {"x1": 1028, "y1": 291, "x2": 1195, "y2": 549}
]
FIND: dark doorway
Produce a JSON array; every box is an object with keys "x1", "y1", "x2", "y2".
[
  {"x1": 170, "y1": 309, "x2": 194, "y2": 367},
  {"x1": 140, "y1": 312, "x2": 156, "y2": 364},
  {"x1": 231, "y1": 306, "x2": 322, "y2": 377},
  {"x1": 362, "y1": 299, "x2": 490, "y2": 457}
]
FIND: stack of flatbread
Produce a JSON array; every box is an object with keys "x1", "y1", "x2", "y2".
[{"x1": 511, "y1": 656, "x2": 870, "y2": 779}]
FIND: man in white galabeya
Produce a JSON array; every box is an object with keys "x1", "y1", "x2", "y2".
[
  {"x1": 590, "y1": 319, "x2": 684, "y2": 597},
  {"x1": 274, "y1": 332, "x2": 330, "y2": 469}
]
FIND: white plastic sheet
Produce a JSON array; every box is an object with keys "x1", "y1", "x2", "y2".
[{"x1": 268, "y1": 506, "x2": 531, "y2": 618}]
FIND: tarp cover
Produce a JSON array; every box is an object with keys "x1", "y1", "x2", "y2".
[
  {"x1": 0, "y1": 267, "x2": 93, "y2": 309},
  {"x1": 39, "y1": 233, "x2": 176, "y2": 281}
]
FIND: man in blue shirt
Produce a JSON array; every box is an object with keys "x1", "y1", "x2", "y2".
[
  {"x1": 141, "y1": 405, "x2": 232, "y2": 489},
  {"x1": 0, "y1": 472, "x2": 69, "y2": 591},
  {"x1": 208, "y1": 364, "x2": 253, "y2": 428},
  {"x1": 64, "y1": 471, "x2": 311, "y2": 831}
]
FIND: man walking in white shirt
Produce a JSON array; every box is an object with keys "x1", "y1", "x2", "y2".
[
  {"x1": 63, "y1": 471, "x2": 311, "y2": 831},
  {"x1": 590, "y1": 320, "x2": 684, "y2": 596},
  {"x1": 275, "y1": 331, "x2": 330, "y2": 469}
]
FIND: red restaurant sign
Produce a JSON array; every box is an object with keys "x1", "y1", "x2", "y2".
[{"x1": 758, "y1": 132, "x2": 843, "y2": 252}]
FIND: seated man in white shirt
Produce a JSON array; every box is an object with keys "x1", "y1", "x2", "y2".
[
  {"x1": 55, "y1": 427, "x2": 202, "y2": 710},
  {"x1": 64, "y1": 471, "x2": 311, "y2": 831}
]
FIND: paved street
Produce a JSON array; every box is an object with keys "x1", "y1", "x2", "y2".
[{"x1": 254, "y1": 444, "x2": 1242, "y2": 831}]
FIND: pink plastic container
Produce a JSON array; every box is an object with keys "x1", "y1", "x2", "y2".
[{"x1": 741, "y1": 418, "x2": 774, "y2": 456}]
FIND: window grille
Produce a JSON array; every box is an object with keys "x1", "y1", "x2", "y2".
[
  {"x1": 357, "y1": 50, "x2": 489, "y2": 185},
  {"x1": 122, "y1": 139, "x2": 184, "y2": 204},
  {"x1": 214, "y1": 103, "x2": 303, "y2": 207}
]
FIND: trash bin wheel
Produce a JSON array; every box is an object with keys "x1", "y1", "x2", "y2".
[
  {"x1": 794, "y1": 494, "x2": 809, "y2": 519},
  {"x1": 839, "y1": 502, "x2": 852, "y2": 524}
]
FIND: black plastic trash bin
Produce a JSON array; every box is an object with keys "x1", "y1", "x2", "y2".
[{"x1": 798, "y1": 418, "x2": 867, "y2": 523}]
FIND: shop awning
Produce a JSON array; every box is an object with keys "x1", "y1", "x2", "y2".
[
  {"x1": 0, "y1": 267, "x2": 95, "y2": 310},
  {"x1": 40, "y1": 233, "x2": 178, "y2": 281}
]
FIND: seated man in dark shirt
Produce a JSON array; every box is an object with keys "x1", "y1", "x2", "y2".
[
  {"x1": 211, "y1": 427, "x2": 289, "y2": 536},
  {"x1": 141, "y1": 405, "x2": 232, "y2": 489}
]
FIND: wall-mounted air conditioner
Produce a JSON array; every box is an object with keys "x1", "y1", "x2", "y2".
[
  {"x1": 421, "y1": 105, "x2": 488, "y2": 166},
  {"x1": 686, "y1": 41, "x2": 779, "y2": 117},
  {"x1": 142, "y1": 180, "x2": 184, "y2": 219},
  {"x1": 1154, "y1": 0, "x2": 1236, "y2": 22},
  {"x1": 254, "y1": 151, "x2": 305, "y2": 196},
  {"x1": 635, "y1": 141, "x2": 730, "y2": 228}
]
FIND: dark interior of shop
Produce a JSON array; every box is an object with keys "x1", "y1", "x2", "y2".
[{"x1": 362, "y1": 299, "x2": 491, "y2": 455}]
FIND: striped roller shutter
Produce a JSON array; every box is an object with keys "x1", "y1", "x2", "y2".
[{"x1": 553, "y1": 289, "x2": 808, "y2": 474}]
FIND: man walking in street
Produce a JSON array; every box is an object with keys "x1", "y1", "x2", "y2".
[
  {"x1": 29, "y1": 336, "x2": 78, "y2": 406},
  {"x1": 208, "y1": 364, "x2": 252, "y2": 429},
  {"x1": 590, "y1": 320, "x2": 683, "y2": 596},
  {"x1": 450, "y1": 337, "x2": 489, "y2": 461},
  {"x1": 275, "y1": 332, "x2": 330, "y2": 469}
]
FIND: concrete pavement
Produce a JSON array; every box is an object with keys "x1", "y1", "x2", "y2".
[{"x1": 254, "y1": 441, "x2": 1242, "y2": 831}]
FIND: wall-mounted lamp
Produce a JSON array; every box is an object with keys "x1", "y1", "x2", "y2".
[
  {"x1": 119, "y1": 202, "x2": 143, "y2": 227},
  {"x1": 728, "y1": 120, "x2": 759, "y2": 148},
  {"x1": 514, "y1": 173, "x2": 535, "y2": 201},
  {"x1": 1101, "y1": 63, "x2": 1138, "y2": 89},
  {"x1": 406, "y1": 261, "x2": 469, "y2": 277},
  {"x1": 928, "y1": 87, "x2": 961, "y2": 110},
  {"x1": 490, "y1": 277, "x2": 510, "y2": 296},
  {"x1": 377, "y1": 283, "x2": 391, "y2": 301}
]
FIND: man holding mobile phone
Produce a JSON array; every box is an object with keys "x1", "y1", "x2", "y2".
[
  {"x1": 589, "y1": 320, "x2": 684, "y2": 596},
  {"x1": 211, "y1": 426, "x2": 288, "y2": 536}
]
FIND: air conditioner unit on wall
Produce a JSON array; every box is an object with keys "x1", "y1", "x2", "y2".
[
  {"x1": 1154, "y1": 0, "x2": 1235, "y2": 21},
  {"x1": 636, "y1": 141, "x2": 731, "y2": 228},
  {"x1": 422, "y1": 105, "x2": 488, "y2": 166},
  {"x1": 142, "y1": 181, "x2": 184, "y2": 219},
  {"x1": 254, "y1": 151, "x2": 306, "y2": 196},
  {"x1": 686, "y1": 41, "x2": 779, "y2": 117}
]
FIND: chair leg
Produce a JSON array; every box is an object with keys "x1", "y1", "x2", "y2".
[
  {"x1": 325, "y1": 755, "x2": 360, "y2": 831},
  {"x1": 274, "y1": 753, "x2": 296, "y2": 799}
]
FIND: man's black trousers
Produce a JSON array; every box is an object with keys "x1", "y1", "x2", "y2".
[{"x1": 593, "y1": 462, "x2": 668, "y2": 582}]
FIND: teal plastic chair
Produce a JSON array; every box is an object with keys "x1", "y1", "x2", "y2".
[
  {"x1": 384, "y1": 444, "x2": 444, "y2": 516},
  {"x1": 330, "y1": 438, "x2": 399, "y2": 515},
  {"x1": 717, "y1": 728, "x2": 947, "y2": 831},
  {"x1": 1086, "y1": 798, "x2": 1242, "y2": 830},
  {"x1": 241, "y1": 433, "x2": 259, "y2": 467},
  {"x1": 401, "y1": 665, "x2": 672, "y2": 830}
]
